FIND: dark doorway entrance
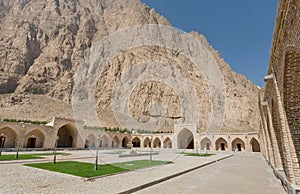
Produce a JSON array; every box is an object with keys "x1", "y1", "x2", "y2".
[
  {"x1": 251, "y1": 138, "x2": 260, "y2": 152},
  {"x1": 122, "y1": 137, "x2": 129, "y2": 148},
  {"x1": 67, "y1": 136, "x2": 73, "y2": 147},
  {"x1": 237, "y1": 143, "x2": 242, "y2": 151},
  {"x1": 221, "y1": 143, "x2": 225, "y2": 150},
  {"x1": 27, "y1": 138, "x2": 36, "y2": 148},
  {"x1": 132, "y1": 137, "x2": 141, "y2": 147},
  {"x1": 187, "y1": 139, "x2": 194, "y2": 149},
  {"x1": 57, "y1": 125, "x2": 76, "y2": 148}
]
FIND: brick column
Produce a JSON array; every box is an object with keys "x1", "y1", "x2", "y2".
[
  {"x1": 265, "y1": 105, "x2": 284, "y2": 170},
  {"x1": 272, "y1": 72, "x2": 296, "y2": 183},
  {"x1": 260, "y1": 111, "x2": 273, "y2": 163}
]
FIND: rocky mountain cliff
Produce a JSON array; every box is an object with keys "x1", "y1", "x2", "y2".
[{"x1": 0, "y1": 0, "x2": 260, "y2": 133}]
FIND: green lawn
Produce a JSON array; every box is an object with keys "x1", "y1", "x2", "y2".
[
  {"x1": 0, "y1": 152, "x2": 69, "y2": 161},
  {"x1": 182, "y1": 153, "x2": 215, "y2": 157},
  {"x1": 25, "y1": 160, "x2": 172, "y2": 178}
]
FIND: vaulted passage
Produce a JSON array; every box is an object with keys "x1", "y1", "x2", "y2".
[
  {"x1": 144, "y1": 137, "x2": 151, "y2": 148},
  {"x1": 57, "y1": 124, "x2": 77, "y2": 148},
  {"x1": 122, "y1": 137, "x2": 129, "y2": 148},
  {"x1": 112, "y1": 136, "x2": 120, "y2": 148},
  {"x1": 231, "y1": 138, "x2": 245, "y2": 152},
  {"x1": 178, "y1": 128, "x2": 194, "y2": 149},
  {"x1": 100, "y1": 134, "x2": 110, "y2": 148},
  {"x1": 0, "y1": 127, "x2": 17, "y2": 148},
  {"x1": 250, "y1": 138, "x2": 260, "y2": 152},
  {"x1": 132, "y1": 137, "x2": 141, "y2": 147},
  {"x1": 25, "y1": 129, "x2": 45, "y2": 148},
  {"x1": 200, "y1": 137, "x2": 212, "y2": 150},
  {"x1": 215, "y1": 138, "x2": 227, "y2": 151},
  {"x1": 85, "y1": 134, "x2": 97, "y2": 148},
  {"x1": 163, "y1": 137, "x2": 172, "y2": 148},
  {"x1": 153, "y1": 137, "x2": 161, "y2": 148}
]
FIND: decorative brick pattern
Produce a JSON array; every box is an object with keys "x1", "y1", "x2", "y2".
[{"x1": 261, "y1": 0, "x2": 300, "y2": 186}]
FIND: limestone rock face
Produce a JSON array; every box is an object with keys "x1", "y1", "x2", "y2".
[{"x1": 0, "y1": 0, "x2": 260, "y2": 133}]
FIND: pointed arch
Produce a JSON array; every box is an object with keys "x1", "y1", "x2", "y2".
[
  {"x1": 24, "y1": 129, "x2": 45, "y2": 148},
  {"x1": 144, "y1": 137, "x2": 151, "y2": 148},
  {"x1": 85, "y1": 133, "x2": 97, "y2": 148},
  {"x1": 132, "y1": 137, "x2": 141, "y2": 147},
  {"x1": 250, "y1": 137, "x2": 260, "y2": 152},
  {"x1": 0, "y1": 126, "x2": 18, "y2": 148},
  {"x1": 163, "y1": 137, "x2": 172, "y2": 148},
  {"x1": 153, "y1": 137, "x2": 161, "y2": 148},
  {"x1": 231, "y1": 137, "x2": 245, "y2": 152},
  {"x1": 178, "y1": 128, "x2": 194, "y2": 149},
  {"x1": 112, "y1": 136, "x2": 120, "y2": 148},
  {"x1": 215, "y1": 137, "x2": 227, "y2": 151},
  {"x1": 57, "y1": 123, "x2": 78, "y2": 148},
  {"x1": 122, "y1": 136, "x2": 129, "y2": 148},
  {"x1": 200, "y1": 137, "x2": 212, "y2": 150},
  {"x1": 100, "y1": 134, "x2": 110, "y2": 148}
]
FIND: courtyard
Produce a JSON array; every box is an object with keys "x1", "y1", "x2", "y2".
[{"x1": 0, "y1": 149, "x2": 286, "y2": 193}]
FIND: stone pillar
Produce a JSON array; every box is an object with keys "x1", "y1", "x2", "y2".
[{"x1": 227, "y1": 134, "x2": 232, "y2": 151}]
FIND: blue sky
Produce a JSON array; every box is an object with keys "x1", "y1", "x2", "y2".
[{"x1": 140, "y1": 0, "x2": 278, "y2": 86}]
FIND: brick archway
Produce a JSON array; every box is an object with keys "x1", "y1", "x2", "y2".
[
  {"x1": 215, "y1": 137, "x2": 227, "y2": 151},
  {"x1": 163, "y1": 137, "x2": 172, "y2": 148},
  {"x1": 250, "y1": 138, "x2": 260, "y2": 152},
  {"x1": 57, "y1": 124, "x2": 78, "y2": 148},
  {"x1": 200, "y1": 137, "x2": 212, "y2": 150},
  {"x1": 132, "y1": 137, "x2": 141, "y2": 147},
  {"x1": 0, "y1": 127, "x2": 17, "y2": 148},
  {"x1": 25, "y1": 129, "x2": 45, "y2": 148},
  {"x1": 231, "y1": 137, "x2": 245, "y2": 152}
]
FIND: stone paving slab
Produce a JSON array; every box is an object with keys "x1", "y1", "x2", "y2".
[{"x1": 135, "y1": 153, "x2": 287, "y2": 194}]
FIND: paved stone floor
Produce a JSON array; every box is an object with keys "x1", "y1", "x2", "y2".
[
  {"x1": 136, "y1": 153, "x2": 286, "y2": 194},
  {"x1": 0, "y1": 150, "x2": 286, "y2": 194}
]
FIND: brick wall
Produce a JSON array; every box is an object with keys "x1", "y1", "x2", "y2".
[{"x1": 262, "y1": 0, "x2": 300, "y2": 186}]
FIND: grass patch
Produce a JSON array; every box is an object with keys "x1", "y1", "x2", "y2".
[
  {"x1": 182, "y1": 153, "x2": 215, "y2": 157},
  {"x1": 0, "y1": 154, "x2": 41, "y2": 161},
  {"x1": 0, "y1": 152, "x2": 69, "y2": 161},
  {"x1": 25, "y1": 160, "x2": 172, "y2": 178}
]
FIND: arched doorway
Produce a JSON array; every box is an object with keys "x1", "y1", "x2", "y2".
[
  {"x1": 163, "y1": 137, "x2": 172, "y2": 148},
  {"x1": 57, "y1": 124, "x2": 77, "y2": 148},
  {"x1": 122, "y1": 137, "x2": 129, "y2": 148},
  {"x1": 200, "y1": 137, "x2": 212, "y2": 150},
  {"x1": 132, "y1": 137, "x2": 141, "y2": 147},
  {"x1": 0, "y1": 127, "x2": 17, "y2": 148},
  {"x1": 153, "y1": 137, "x2": 161, "y2": 148},
  {"x1": 112, "y1": 136, "x2": 120, "y2": 148},
  {"x1": 178, "y1": 128, "x2": 194, "y2": 149},
  {"x1": 144, "y1": 137, "x2": 151, "y2": 148},
  {"x1": 100, "y1": 134, "x2": 110, "y2": 148},
  {"x1": 231, "y1": 138, "x2": 245, "y2": 152},
  {"x1": 250, "y1": 138, "x2": 260, "y2": 152},
  {"x1": 215, "y1": 137, "x2": 227, "y2": 151},
  {"x1": 25, "y1": 129, "x2": 45, "y2": 148},
  {"x1": 85, "y1": 134, "x2": 97, "y2": 148}
]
